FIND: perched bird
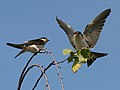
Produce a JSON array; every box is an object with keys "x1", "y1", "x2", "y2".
[
  {"x1": 56, "y1": 9, "x2": 111, "y2": 67},
  {"x1": 7, "y1": 37, "x2": 49, "y2": 58}
]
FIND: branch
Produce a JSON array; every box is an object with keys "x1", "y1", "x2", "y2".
[
  {"x1": 17, "y1": 49, "x2": 66, "y2": 90},
  {"x1": 57, "y1": 59, "x2": 67, "y2": 64},
  {"x1": 17, "y1": 53, "x2": 37, "y2": 90},
  {"x1": 32, "y1": 50, "x2": 66, "y2": 90},
  {"x1": 30, "y1": 64, "x2": 51, "y2": 90},
  {"x1": 37, "y1": 65, "x2": 50, "y2": 90},
  {"x1": 47, "y1": 50, "x2": 64, "y2": 90},
  {"x1": 32, "y1": 61, "x2": 54, "y2": 90},
  {"x1": 18, "y1": 64, "x2": 50, "y2": 90}
]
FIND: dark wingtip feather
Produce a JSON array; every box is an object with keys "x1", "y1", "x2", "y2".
[
  {"x1": 6, "y1": 43, "x2": 15, "y2": 47},
  {"x1": 105, "y1": 8, "x2": 111, "y2": 16},
  {"x1": 56, "y1": 16, "x2": 58, "y2": 19},
  {"x1": 56, "y1": 16, "x2": 60, "y2": 23},
  {"x1": 103, "y1": 53, "x2": 109, "y2": 56},
  {"x1": 107, "y1": 8, "x2": 111, "y2": 12},
  {"x1": 105, "y1": 8, "x2": 111, "y2": 12},
  {"x1": 6, "y1": 43, "x2": 10, "y2": 45},
  {"x1": 6, "y1": 43, "x2": 13, "y2": 46},
  {"x1": 6, "y1": 43, "x2": 23, "y2": 49}
]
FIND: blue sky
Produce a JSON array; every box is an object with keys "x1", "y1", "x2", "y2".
[{"x1": 0, "y1": 0, "x2": 120, "y2": 90}]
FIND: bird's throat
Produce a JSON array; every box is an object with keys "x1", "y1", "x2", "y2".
[{"x1": 74, "y1": 35, "x2": 89, "y2": 50}]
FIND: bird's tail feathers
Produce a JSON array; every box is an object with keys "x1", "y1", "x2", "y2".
[
  {"x1": 14, "y1": 50, "x2": 25, "y2": 59},
  {"x1": 91, "y1": 51, "x2": 108, "y2": 58},
  {"x1": 87, "y1": 52, "x2": 108, "y2": 67}
]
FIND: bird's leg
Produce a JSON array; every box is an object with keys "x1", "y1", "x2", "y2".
[
  {"x1": 44, "y1": 48, "x2": 50, "y2": 53},
  {"x1": 38, "y1": 48, "x2": 50, "y2": 54}
]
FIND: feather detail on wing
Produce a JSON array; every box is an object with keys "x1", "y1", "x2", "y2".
[
  {"x1": 83, "y1": 9, "x2": 111, "y2": 48},
  {"x1": 56, "y1": 17, "x2": 76, "y2": 49},
  {"x1": 25, "y1": 39, "x2": 45, "y2": 45}
]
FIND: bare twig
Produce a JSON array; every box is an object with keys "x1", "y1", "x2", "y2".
[
  {"x1": 47, "y1": 50, "x2": 64, "y2": 90},
  {"x1": 32, "y1": 61, "x2": 54, "y2": 90},
  {"x1": 22, "y1": 64, "x2": 49, "y2": 90},
  {"x1": 17, "y1": 53, "x2": 37, "y2": 90},
  {"x1": 17, "y1": 50, "x2": 48, "y2": 90},
  {"x1": 37, "y1": 65, "x2": 50, "y2": 90},
  {"x1": 18, "y1": 49, "x2": 66, "y2": 90},
  {"x1": 57, "y1": 59, "x2": 67, "y2": 64},
  {"x1": 18, "y1": 64, "x2": 51, "y2": 90}
]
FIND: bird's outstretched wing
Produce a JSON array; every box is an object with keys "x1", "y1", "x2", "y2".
[
  {"x1": 83, "y1": 9, "x2": 111, "y2": 48},
  {"x1": 56, "y1": 17, "x2": 76, "y2": 49}
]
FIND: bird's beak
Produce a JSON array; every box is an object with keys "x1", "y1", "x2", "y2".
[
  {"x1": 74, "y1": 32, "x2": 79, "y2": 37},
  {"x1": 74, "y1": 32, "x2": 78, "y2": 35},
  {"x1": 48, "y1": 39, "x2": 50, "y2": 42}
]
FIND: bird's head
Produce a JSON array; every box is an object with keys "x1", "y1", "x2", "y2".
[
  {"x1": 40, "y1": 37, "x2": 50, "y2": 43},
  {"x1": 74, "y1": 31, "x2": 83, "y2": 40}
]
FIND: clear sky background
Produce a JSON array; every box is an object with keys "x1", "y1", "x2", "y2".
[{"x1": 0, "y1": 0, "x2": 120, "y2": 90}]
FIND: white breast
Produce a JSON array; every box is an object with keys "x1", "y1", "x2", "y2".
[
  {"x1": 74, "y1": 35, "x2": 89, "y2": 50},
  {"x1": 75, "y1": 39, "x2": 89, "y2": 50},
  {"x1": 26, "y1": 45, "x2": 44, "y2": 53}
]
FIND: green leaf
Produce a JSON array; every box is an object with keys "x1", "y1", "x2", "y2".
[
  {"x1": 72, "y1": 62, "x2": 82, "y2": 73},
  {"x1": 74, "y1": 56, "x2": 79, "y2": 62},
  {"x1": 67, "y1": 52, "x2": 75, "y2": 63},
  {"x1": 72, "y1": 56, "x2": 82, "y2": 73},
  {"x1": 76, "y1": 50, "x2": 87, "y2": 63},
  {"x1": 76, "y1": 50, "x2": 81, "y2": 56},
  {"x1": 70, "y1": 51, "x2": 74, "y2": 57},
  {"x1": 67, "y1": 57, "x2": 73, "y2": 63},
  {"x1": 63, "y1": 49, "x2": 73, "y2": 55},
  {"x1": 81, "y1": 49, "x2": 90, "y2": 58},
  {"x1": 63, "y1": 49, "x2": 93, "y2": 73}
]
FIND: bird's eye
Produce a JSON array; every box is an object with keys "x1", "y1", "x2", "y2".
[
  {"x1": 74, "y1": 31, "x2": 82, "y2": 35},
  {"x1": 78, "y1": 32, "x2": 82, "y2": 35}
]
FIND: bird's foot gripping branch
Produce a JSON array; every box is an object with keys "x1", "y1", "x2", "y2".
[{"x1": 63, "y1": 48, "x2": 97, "y2": 73}]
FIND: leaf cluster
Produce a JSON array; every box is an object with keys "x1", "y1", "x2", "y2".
[{"x1": 63, "y1": 49, "x2": 91, "y2": 73}]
